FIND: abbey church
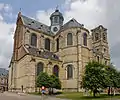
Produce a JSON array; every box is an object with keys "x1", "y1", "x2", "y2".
[{"x1": 8, "y1": 9, "x2": 110, "y2": 92}]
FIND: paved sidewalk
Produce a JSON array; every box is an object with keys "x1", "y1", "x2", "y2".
[{"x1": 0, "y1": 92, "x2": 70, "y2": 100}]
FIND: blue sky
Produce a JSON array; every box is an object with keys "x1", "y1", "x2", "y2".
[
  {"x1": 0, "y1": 0, "x2": 120, "y2": 70},
  {"x1": 0, "y1": 0, "x2": 64, "y2": 12},
  {"x1": 0, "y1": 0, "x2": 65, "y2": 23}
]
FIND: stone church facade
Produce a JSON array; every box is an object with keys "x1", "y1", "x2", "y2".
[{"x1": 8, "y1": 9, "x2": 110, "y2": 92}]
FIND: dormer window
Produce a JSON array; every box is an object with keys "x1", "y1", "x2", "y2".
[
  {"x1": 28, "y1": 23, "x2": 31, "y2": 26},
  {"x1": 38, "y1": 27, "x2": 41, "y2": 29},
  {"x1": 31, "y1": 21, "x2": 34, "y2": 23},
  {"x1": 52, "y1": 54, "x2": 59, "y2": 59}
]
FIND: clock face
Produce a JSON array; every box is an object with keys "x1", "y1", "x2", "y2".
[{"x1": 53, "y1": 27, "x2": 58, "y2": 32}]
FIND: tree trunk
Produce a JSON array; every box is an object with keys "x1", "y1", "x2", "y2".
[
  {"x1": 93, "y1": 90, "x2": 96, "y2": 97},
  {"x1": 113, "y1": 87, "x2": 115, "y2": 96},
  {"x1": 39, "y1": 87, "x2": 40, "y2": 93},
  {"x1": 52, "y1": 88, "x2": 53, "y2": 94},
  {"x1": 49, "y1": 88, "x2": 52, "y2": 95},
  {"x1": 108, "y1": 86, "x2": 110, "y2": 96}
]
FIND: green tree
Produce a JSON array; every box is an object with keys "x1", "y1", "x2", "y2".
[
  {"x1": 49, "y1": 75, "x2": 61, "y2": 94},
  {"x1": 106, "y1": 65, "x2": 120, "y2": 95},
  {"x1": 82, "y1": 61, "x2": 107, "y2": 97},
  {"x1": 36, "y1": 72, "x2": 50, "y2": 92}
]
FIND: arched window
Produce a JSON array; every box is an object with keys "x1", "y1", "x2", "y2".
[
  {"x1": 67, "y1": 65, "x2": 73, "y2": 79},
  {"x1": 54, "y1": 16, "x2": 58, "y2": 23},
  {"x1": 105, "y1": 61, "x2": 107, "y2": 65},
  {"x1": 95, "y1": 33, "x2": 99, "y2": 41},
  {"x1": 83, "y1": 33, "x2": 87, "y2": 46},
  {"x1": 103, "y1": 33, "x2": 106, "y2": 40},
  {"x1": 31, "y1": 33, "x2": 37, "y2": 47},
  {"x1": 45, "y1": 38, "x2": 50, "y2": 51},
  {"x1": 56, "y1": 38, "x2": 59, "y2": 51},
  {"x1": 37, "y1": 62, "x2": 44, "y2": 76},
  {"x1": 97, "y1": 56, "x2": 99, "y2": 62},
  {"x1": 53, "y1": 65, "x2": 59, "y2": 77},
  {"x1": 67, "y1": 33, "x2": 73, "y2": 45}
]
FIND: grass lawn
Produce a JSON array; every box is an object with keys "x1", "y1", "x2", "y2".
[{"x1": 56, "y1": 92, "x2": 120, "y2": 100}]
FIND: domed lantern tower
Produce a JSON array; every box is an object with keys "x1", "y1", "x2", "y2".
[{"x1": 50, "y1": 8, "x2": 64, "y2": 34}]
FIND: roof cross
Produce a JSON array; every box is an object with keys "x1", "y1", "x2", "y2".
[{"x1": 56, "y1": 5, "x2": 59, "y2": 11}]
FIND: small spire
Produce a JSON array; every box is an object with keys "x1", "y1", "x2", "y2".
[{"x1": 18, "y1": 8, "x2": 22, "y2": 17}]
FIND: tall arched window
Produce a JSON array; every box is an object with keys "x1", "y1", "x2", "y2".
[
  {"x1": 97, "y1": 56, "x2": 99, "y2": 62},
  {"x1": 37, "y1": 62, "x2": 44, "y2": 76},
  {"x1": 95, "y1": 33, "x2": 99, "y2": 41},
  {"x1": 31, "y1": 33, "x2": 37, "y2": 47},
  {"x1": 54, "y1": 16, "x2": 58, "y2": 23},
  {"x1": 103, "y1": 33, "x2": 106, "y2": 40},
  {"x1": 56, "y1": 38, "x2": 59, "y2": 51},
  {"x1": 45, "y1": 38, "x2": 50, "y2": 51},
  {"x1": 67, "y1": 65, "x2": 73, "y2": 79},
  {"x1": 105, "y1": 61, "x2": 107, "y2": 65},
  {"x1": 53, "y1": 65, "x2": 59, "y2": 77},
  {"x1": 67, "y1": 33, "x2": 73, "y2": 45},
  {"x1": 83, "y1": 33, "x2": 87, "y2": 46}
]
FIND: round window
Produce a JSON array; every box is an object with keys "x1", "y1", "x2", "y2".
[{"x1": 53, "y1": 27, "x2": 58, "y2": 32}]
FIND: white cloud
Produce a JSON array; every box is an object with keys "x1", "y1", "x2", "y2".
[
  {"x1": 3, "y1": 4, "x2": 12, "y2": 12},
  {"x1": 36, "y1": 0, "x2": 106, "y2": 28},
  {"x1": 0, "y1": 3, "x2": 12, "y2": 12},
  {"x1": 0, "y1": 19, "x2": 15, "y2": 68},
  {"x1": 36, "y1": 9, "x2": 54, "y2": 26},
  {"x1": 64, "y1": 0, "x2": 107, "y2": 29},
  {"x1": 0, "y1": 3, "x2": 15, "y2": 69},
  {"x1": 0, "y1": 3, "x2": 4, "y2": 10},
  {"x1": 0, "y1": 14, "x2": 3, "y2": 21}
]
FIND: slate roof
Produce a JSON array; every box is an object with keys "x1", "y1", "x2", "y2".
[
  {"x1": 0, "y1": 68, "x2": 8, "y2": 76},
  {"x1": 25, "y1": 45, "x2": 60, "y2": 61},
  {"x1": 62, "y1": 18, "x2": 83, "y2": 30},
  {"x1": 20, "y1": 14, "x2": 87, "y2": 36},
  {"x1": 50, "y1": 9, "x2": 64, "y2": 21},
  {"x1": 91, "y1": 25, "x2": 107, "y2": 32},
  {"x1": 21, "y1": 15, "x2": 54, "y2": 36}
]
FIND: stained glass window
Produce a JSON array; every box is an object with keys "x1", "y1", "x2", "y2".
[
  {"x1": 83, "y1": 33, "x2": 87, "y2": 46},
  {"x1": 31, "y1": 33, "x2": 37, "y2": 47},
  {"x1": 67, "y1": 33, "x2": 73, "y2": 45},
  {"x1": 53, "y1": 65, "x2": 59, "y2": 77},
  {"x1": 45, "y1": 38, "x2": 50, "y2": 51},
  {"x1": 37, "y1": 62, "x2": 44, "y2": 76},
  {"x1": 67, "y1": 65, "x2": 73, "y2": 79}
]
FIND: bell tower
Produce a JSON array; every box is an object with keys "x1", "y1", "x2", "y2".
[
  {"x1": 91, "y1": 25, "x2": 110, "y2": 65},
  {"x1": 50, "y1": 8, "x2": 64, "y2": 34}
]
